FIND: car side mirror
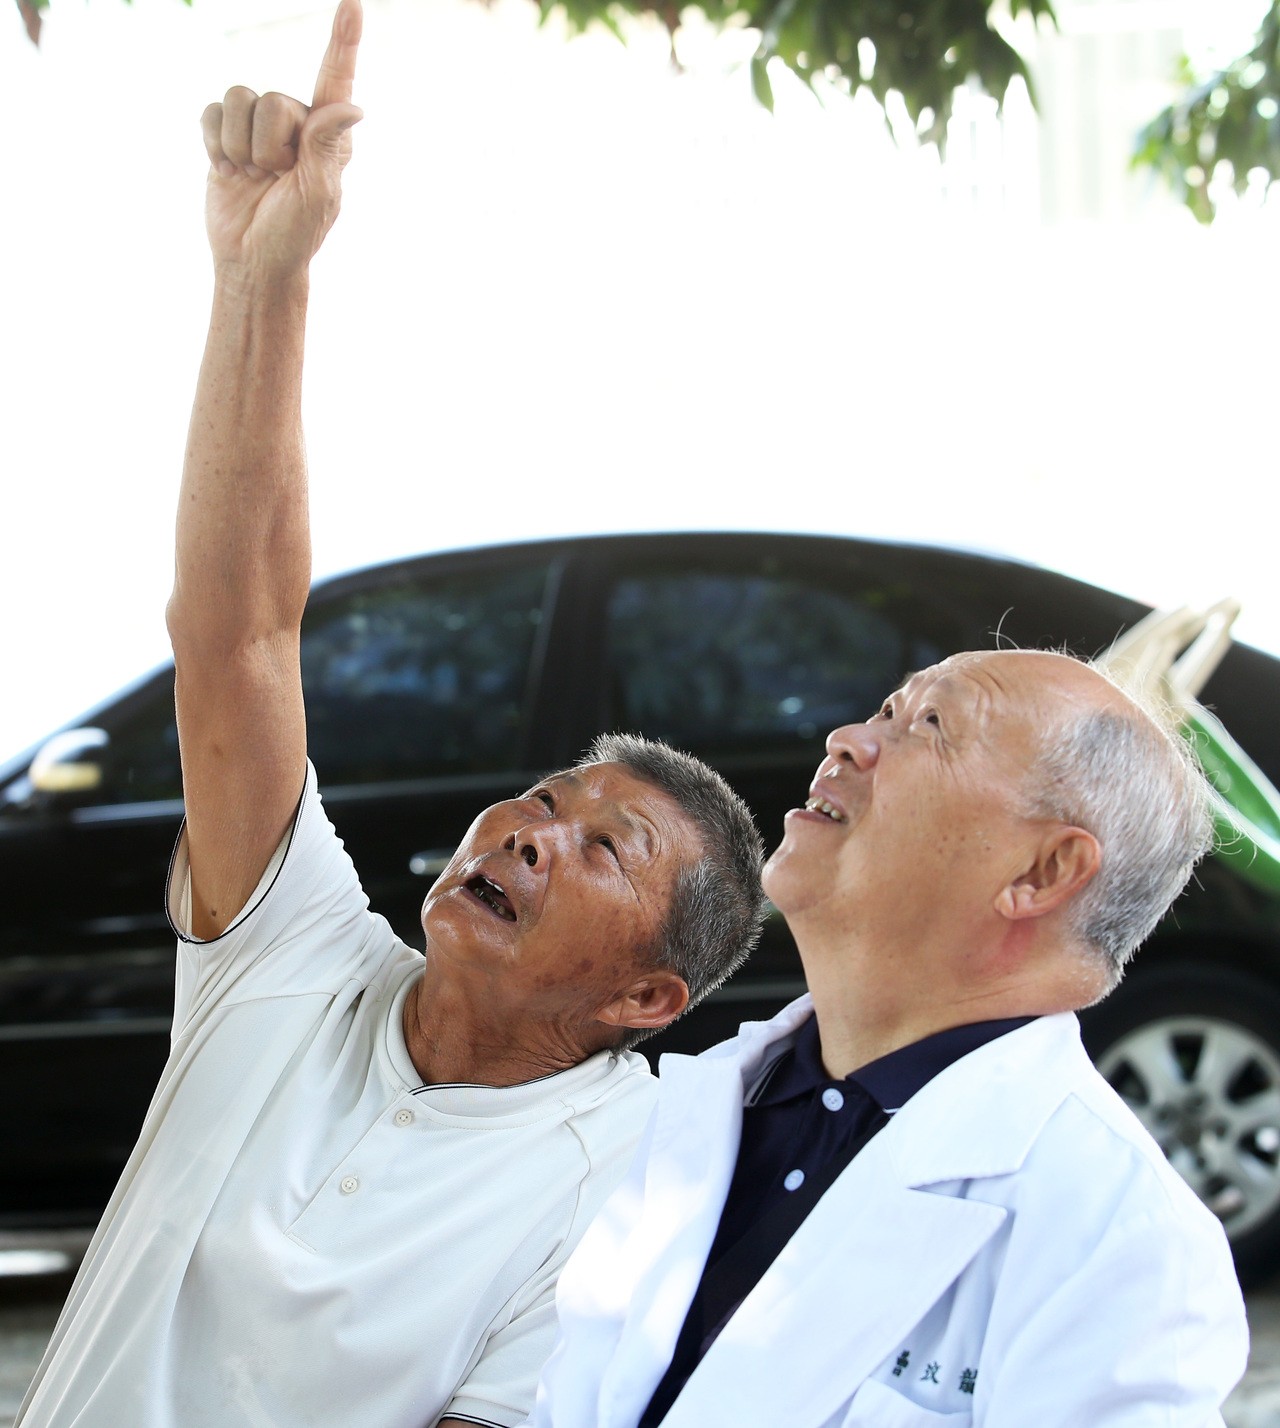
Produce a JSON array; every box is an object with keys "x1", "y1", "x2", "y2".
[{"x1": 29, "y1": 728, "x2": 110, "y2": 796}]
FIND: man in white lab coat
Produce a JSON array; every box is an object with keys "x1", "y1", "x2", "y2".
[{"x1": 528, "y1": 649, "x2": 1250, "y2": 1427}]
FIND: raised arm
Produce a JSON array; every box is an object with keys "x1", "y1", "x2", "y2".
[{"x1": 166, "y1": 0, "x2": 362, "y2": 939}]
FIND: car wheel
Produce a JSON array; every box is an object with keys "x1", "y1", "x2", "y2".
[{"x1": 1083, "y1": 962, "x2": 1280, "y2": 1287}]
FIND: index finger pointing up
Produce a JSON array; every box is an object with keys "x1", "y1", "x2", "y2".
[{"x1": 312, "y1": 0, "x2": 362, "y2": 109}]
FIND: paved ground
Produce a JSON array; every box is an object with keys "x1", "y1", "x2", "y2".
[
  {"x1": 3, "y1": 1259, "x2": 1279, "y2": 1426},
  {"x1": 1230, "y1": 1285, "x2": 1280, "y2": 1428}
]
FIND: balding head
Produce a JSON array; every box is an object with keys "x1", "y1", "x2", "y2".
[
  {"x1": 940, "y1": 648, "x2": 1131, "y2": 726},
  {"x1": 986, "y1": 649, "x2": 1215, "y2": 984}
]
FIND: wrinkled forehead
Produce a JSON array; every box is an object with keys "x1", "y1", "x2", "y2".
[
  {"x1": 893, "y1": 652, "x2": 1010, "y2": 706},
  {"x1": 890, "y1": 652, "x2": 1116, "y2": 753},
  {"x1": 548, "y1": 762, "x2": 704, "y2": 861},
  {"x1": 902, "y1": 649, "x2": 1104, "y2": 704}
]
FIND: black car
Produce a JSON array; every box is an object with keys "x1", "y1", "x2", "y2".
[{"x1": 5, "y1": 532, "x2": 1280, "y2": 1281}]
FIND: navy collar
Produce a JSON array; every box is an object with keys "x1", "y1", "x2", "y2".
[{"x1": 757, "y1": 1013, "x2": 1037, "y2": 1114}]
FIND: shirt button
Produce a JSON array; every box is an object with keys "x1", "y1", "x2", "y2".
[
  {"x1": 394, "y1": 1109, "x2": 414, "y2": 1127},
  {"x1": 339, "y1": 1176, "x2": 359, "y2": 1195},
  {"x1": 822, "y1": 1087, "x2": 845, "y2": 1112},
  {"x1": 783, "y1": 1169, "x2": 805, "y2": 1192}
]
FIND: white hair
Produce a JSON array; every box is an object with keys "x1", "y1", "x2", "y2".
[{"x1": 1026, "y1": 662, "x2": 1215, "y2": 985}]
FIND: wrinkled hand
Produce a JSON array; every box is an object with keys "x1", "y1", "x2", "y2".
[{"x1": 201, "y1": 0, "x2": 362, "y2": 275}]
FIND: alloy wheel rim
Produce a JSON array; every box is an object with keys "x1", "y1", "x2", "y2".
[{"x1": 1097, "y1": 1015, "x2": 1280, "y2": 1239}]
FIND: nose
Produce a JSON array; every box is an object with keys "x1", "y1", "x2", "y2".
[
  {"x1": 825, "y1": 722, "x2": 880, "y2": 771},
  {"x1": 504, "y1": 817, "x2": 572, "y2": 869},
  {"x1": 504, "y1": 825, "x2": 541, "y2": 867}
]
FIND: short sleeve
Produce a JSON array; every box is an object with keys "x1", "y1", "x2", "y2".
[
  {"x1": 445, "y1": 1274, "x2": 562, "y2": 1428},
  {"x1": 166, "y1": 761, "x2": 392, "y2": 1039}
]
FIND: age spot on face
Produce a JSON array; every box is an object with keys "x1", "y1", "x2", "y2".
[{"x1": 534, "y1": 956, "x2": 599, "y2": 991}]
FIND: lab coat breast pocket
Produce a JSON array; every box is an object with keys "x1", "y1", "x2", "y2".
[{"x1": 836, "y1": 1378, "x2": 973, "y2": 1428}]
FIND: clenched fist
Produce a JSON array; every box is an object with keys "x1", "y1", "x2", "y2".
[{"x1": 200, "y1": 0, "x2": 363, "y2": 275}]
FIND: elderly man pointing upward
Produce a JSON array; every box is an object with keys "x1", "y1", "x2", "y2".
[
  {"x1": 532, "y1": 651, "x2": 1250, "y2": 1427},
  {"x1": 16, "y1": 6, "x2": 764, "y2": 1426}
]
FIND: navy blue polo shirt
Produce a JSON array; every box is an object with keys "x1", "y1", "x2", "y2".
[{"x1": 637, "y1": 1014, "x2": 1036, "y2": 1427}]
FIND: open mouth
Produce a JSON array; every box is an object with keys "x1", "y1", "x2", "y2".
[
  {"x1": 804, "y1": 797, "x2": 845, "y2": 823},
  {"x1": 465, "y1": 874, "x2": 517, "y2": 921}
]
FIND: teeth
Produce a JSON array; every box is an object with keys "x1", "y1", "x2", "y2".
[
  {"x1": 468, "y1": 876, "x2": 517, "y2": 921},
  {"x1": 805, "y1": 797, "x2": 845, "y2": 822}
]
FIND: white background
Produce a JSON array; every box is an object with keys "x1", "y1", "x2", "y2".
[{"x1": 2, "y1": 0, "x2": 1276, "y2": 762}]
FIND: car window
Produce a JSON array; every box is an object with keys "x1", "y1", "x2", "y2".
[
  {"x1": 98, "y1": 675, "x2": 182, "y2": 804},
  {"x1": 300, "y1": 562, "x2": 550, "y2": 783},
  {"x1": 604, "y1": 569, "x2": 948, "y2": 759}
]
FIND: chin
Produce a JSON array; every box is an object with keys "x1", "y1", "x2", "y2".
[{"x1": 761, "y1": 850, "x2": 795, "y2": 913}]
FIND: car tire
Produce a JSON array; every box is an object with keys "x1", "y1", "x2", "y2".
[{"x1": 1082, "y1": 961, "x2": 1280, "y2": 1288}]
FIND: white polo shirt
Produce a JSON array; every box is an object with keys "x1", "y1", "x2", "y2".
[{"x1": 18, "y1": 764, "x2": 657, "y2": 1428}]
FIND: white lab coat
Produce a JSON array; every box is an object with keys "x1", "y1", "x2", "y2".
[{"x1": 530, "y1": 997, "x2": 1249, "y2": 1428}]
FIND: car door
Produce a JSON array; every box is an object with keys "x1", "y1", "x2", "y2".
[{"x1": 0, "y1": 667, "x2": 185, "y2": 1222}]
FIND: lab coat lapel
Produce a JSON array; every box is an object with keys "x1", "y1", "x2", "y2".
[
  {"x1": 658, "y1": 1013, "x2": 1087, "y2": 1427},
  {"x1": 658, "y1": 1131, "x2": 1008, "y2": 1427}
]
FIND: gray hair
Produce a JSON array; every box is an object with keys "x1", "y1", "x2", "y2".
[
  {"x1": 571, "y1": 732, "x2": 767, "y2": 1048},
  {"x1": 1026, "y1": 664, "x2": 1215, "y2": 984}
]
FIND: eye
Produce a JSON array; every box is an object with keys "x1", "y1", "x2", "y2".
[
  {"x1": 531, "y1": 790, "x2": 555, "y2": 811},
  {"x1": 872, "y1": 702, "x2": 894, "y2": 721},
  {"x1": 919, "y1": 708, "x2": 941, "y2": 728},
  {"x1": 597, "y1": 834, "x2": 620, "y2": 862}
]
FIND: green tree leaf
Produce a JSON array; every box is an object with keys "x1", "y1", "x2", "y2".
[
  {"x1": 1133, "y1": 0, "x2": 1280, "y2": 223},
  {"x1": 750, "y1": 51, "x2": 775, "y2": 111}
]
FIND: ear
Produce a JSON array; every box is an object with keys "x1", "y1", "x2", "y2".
[
  {"x1": 595, "y1": 971, "x2": 690, "y2": 1033},
  {"x1": 994, "y1": 826, "x2": 1101, "y2": 923}
]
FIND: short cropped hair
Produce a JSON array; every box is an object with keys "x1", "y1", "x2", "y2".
[
  {"x1": 572, "y1": 733, "x2": 767, "y2": 1047},
  {"x1": 1026, "y1": 664, "x2": 1215, "y2": 984}
]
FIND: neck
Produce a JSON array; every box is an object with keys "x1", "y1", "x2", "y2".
[
  {"x1": 402, "y1": 961, "x2": 604, "y2": 1088},
  {"x1": 792, "y1": 915, "x2": 1102, "y2": 1080}
]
